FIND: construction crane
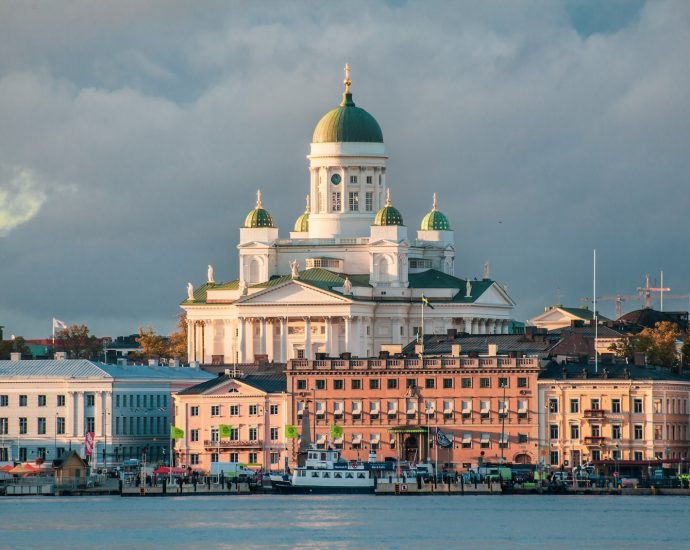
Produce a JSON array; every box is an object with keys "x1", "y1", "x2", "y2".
[
  {"x1": 580, "y1": 294, "x2": 639, "y2": 320},
  {"x1": 637, "y1": 273, "x2": 670, "y2": 310}
]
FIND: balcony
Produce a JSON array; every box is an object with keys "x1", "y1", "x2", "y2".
[
  {"x1": 583, "y1": 436, "x2": 606, "y2": 446},
  {"x1": 203, "y1": 440, "x2": 263, "y2": 450},
  {"x1": 583, "y1": 409, "x2": 606, "y2": 419}
]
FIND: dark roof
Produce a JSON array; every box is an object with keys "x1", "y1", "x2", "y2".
[
  {"x1": 618, "y1": 308, "x2": 688, "y2": 331},
  {"x1": 402, "y1": 333, "x2": 552, "y2": 356},
  {"x1": 539, "y1": 362, "x2": 690, "y2": 382},
  {"x1": 177, "y1": 373, "x2": 286, "y2": 395},
  {"x1": 547, "y1": 325, "x2": 625, "y2": 339}
]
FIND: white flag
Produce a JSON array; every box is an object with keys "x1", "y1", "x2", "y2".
[{"x1": 53, "y1": 318, "x2": 68, "y2": 330}]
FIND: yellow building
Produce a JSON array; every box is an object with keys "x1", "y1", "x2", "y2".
[{"x1": 538, "y1": 364, "x2": 690, "y2": 470}]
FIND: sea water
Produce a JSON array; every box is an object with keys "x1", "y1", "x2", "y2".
[{"x1": 0, "y1": 494, "x2": 686, "y2": 549}]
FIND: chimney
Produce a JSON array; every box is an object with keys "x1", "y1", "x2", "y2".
[
  {"x1": 10, "y1": 352, "x2": 21, "y2": 361},
  {"x1": 414, "y1": 344, "x2": 423, "y2": 356},
  {"x1": 488, "y1": 344, "x2": 497, "y2": 356},
  {"x1": 561, "y1": 367, "x2": 567, "y2": 379},
  {"x1": 446, "y1": 328, "x2": 457, "y2": 339},
  {"x1": 116, "y1": 357, "x2": 127, "y2": 367},
  {"x1": 148, "y1": 359, "x2": 157, "y2": 367},
  {"x1": 169, "y1": 358, "x2": 180, "y2": 368},
  {"x1": 451, "y1": 344, "x2": 461, "y2": 357},
  {"x1": 54, "y1": 351, "x2": 67, "y2": 361}
]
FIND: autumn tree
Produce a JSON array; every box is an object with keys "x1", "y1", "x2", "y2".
[
  {"x1": 681, "y1": 332, "x2": 690, "y2": 370},
  {"x1": 55, "y1": 325, "x2": 103, "y2": 359},
  {"x1": 167, "y1": 312, "x2": 188, "y2": 363},
  {"x1": 136, "y1": 325, "x2": 169, "y2": 359},
  {"x1": 609, "y1": 321, "x2": 681, "y2": 367}
]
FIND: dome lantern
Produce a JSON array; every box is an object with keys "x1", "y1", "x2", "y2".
[
  {"x1": 244, "y1": 189, "x2": 275, "y2": 228},
  {"x1": 420, "y1": 192, "x2": 450, "y2": 231}
]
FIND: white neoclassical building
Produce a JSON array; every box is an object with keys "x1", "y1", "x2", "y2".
[{"x1": 183, "y1": 67, "x2": 516, "y2": 364}]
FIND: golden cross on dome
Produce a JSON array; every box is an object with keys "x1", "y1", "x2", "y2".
[
  {"x1": 305, "y1": 194, "x2": 310, "y2": 212},
  {"x1": 432, "y1": 192, "x2": 438, "y2": 211},
  {"x1": 344, "y1": 63, "x2": 352, "y2": 93},
  {"x1": 386, "y1": 188, "x2": 391, "y2": 207},
  {"x1": 256, "y1": 189, "x2": 262, "y2": 208}
]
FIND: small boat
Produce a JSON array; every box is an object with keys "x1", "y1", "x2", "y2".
[{"x1": 272, "y1": 447, "x2": 389, "y2": 494}]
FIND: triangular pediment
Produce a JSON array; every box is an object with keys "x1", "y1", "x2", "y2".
[
  {"x1": 531, "y1": 308, "x2": 579, "y2": 324},
  {"x1": 238, "y1": 280, "x2": 351, "y2": 305},
  {"x1": 474, "y1": 282, "x2": 515, "y2": 307},
  {"x1": 202, "y1": 379, "x2": 266, "y2": 397}
]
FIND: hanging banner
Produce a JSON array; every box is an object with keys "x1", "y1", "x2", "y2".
[{"x1": 84, "y1": 431, "x2": 95, "y2": 457}]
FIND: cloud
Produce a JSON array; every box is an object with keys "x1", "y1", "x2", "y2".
[{"x1": 0, "y1": 166, "x2": 48, "y2": 236}]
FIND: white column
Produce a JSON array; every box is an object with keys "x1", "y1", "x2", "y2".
[
  {"x1": 246, "y1": 319, "x2": 255, "y2": 362},
  {"x1": 280, "y1": 318, "x2": 288, "y2": 363},
  {"x1": 238, "y1": 318, "x2": 246, "y2": 363},
  {"x1": 259, "y1": 318, "x2": 267, "y2": 355},
  {"x1": 187, "y1": 320, "x2": 194, "y2": 363},
  {"x1": 392, "y1": 318, "x2": 401, "y2": 345},
  {"x1": 325, "y1": 317, "x2": 332, "y2": 356},
  {"x1": 354, "y1": 316, "x2": 362, "y2": 357},
  {"x1": 77, "y1": 392, "x2": 85, "y2": 436},
  {"x1": 304, "y1": 317, "x2": 312, "y2": 360},
  {"x1": 95, "y1": 391, "x2": 104, "y2": 437},
  {"x1": 266, "y1": 319, "x2": 275, "y2": 361},
  {"x1": 70, "y1": 391, "x2": 78, "y2": 436},
  {"x1": 223, "y1": 320, "x2": 233, "y2": 364},
  {"x1": 344, "y1": 316, "x2": 352, "y2": 353}
]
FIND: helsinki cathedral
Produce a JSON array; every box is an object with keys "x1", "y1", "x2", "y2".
[{"x1": 182, "y1": 66, "x2": 515, "y2": 364}]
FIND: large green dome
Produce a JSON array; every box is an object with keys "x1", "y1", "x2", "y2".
[
  {"x1": 420, "y1": 193, "x2": 450, "y2": 230},
  {"x1": 312, "y1": 93, "x2": 383, "y2": 144},
  {"x1": 374, "y1": 190, "x2": 403, "y2": 226},
  {"x1": 244, "y1": 190, "x2": 275, "y2": 228}
]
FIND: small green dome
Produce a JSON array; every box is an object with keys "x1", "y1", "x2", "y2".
[
  {"x1": 420, "y1": 193, "x2": 450, "y2": 230},
  {"x1": 312, "y1": 93, "x2": 383, "y2": 144},
  {"x1": 244, "y1": 190, "x2": 275, "y2": 228},
  {"x1": 293, "y1": 212, "x2": 309, "y2": 232},
  {"x1": 374, "y1": 190, "x2": 403, "y2": 226}
]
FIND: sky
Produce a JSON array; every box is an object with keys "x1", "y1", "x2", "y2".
[{"x1": 1, "y1": 0, "x2": 689, "y2": 339}]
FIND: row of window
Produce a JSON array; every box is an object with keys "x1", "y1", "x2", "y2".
[
  {"x1": 550, "y1": 423, "x2": 643, "y2": 440},
  {"x1": 299, "y1": 376, "x2": 529, "y2": 391},
  {"x1": 330, "y1": 191, "x2": 376, "y2": 212},
  {"x1": 0, "y1": 394, "x2": 68, "y2": 407},
  {"x1": 190, "y1": 404, "x2": 279, "y2": 417},
  {"x1": 1, "y1": 415, "x2": 168, "y2": 437},
  {"x1": 190, "y1": 426, "x2": 281, "y2": 442},
  {"x1": 189, "y1": 451, "x2": 278, "y2": 465},
  {"x1": 1, "y1": 416, "x2": 69, "y2": 435},
  {"x1": 115, "y1": 394, "x2": 168, "y2": 410},
  {"x1": 114, "y1": 416, "x2": 168, "y2": 436},
  {"x1": 549, "y1": 397, "x2": 647, "y2": 414},
  {"x1": 548, "y1": 450, "x2": 647, "y2": 466}
]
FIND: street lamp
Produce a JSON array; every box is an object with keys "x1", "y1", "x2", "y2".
[{"x1": 311, "y1": 387, "x2": 317, "y2": 449}]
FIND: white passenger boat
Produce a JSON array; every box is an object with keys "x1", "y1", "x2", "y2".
[{"x1": 272, "y1": 447, "x2": 388, "y2": 494}]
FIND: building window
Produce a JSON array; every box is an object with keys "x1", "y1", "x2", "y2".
[
  {"x1": 191, "y1": 406, "x2": 199, "y2": 417},
  {"x1": 612, "y1": 424, "x2": 622, "y2": 440},
  {"x1": 387, "y1": 379, "x2": 398, "y2": 390},
  {"x1": 549, "y1": 425, "x2": 559, "y2": 439},
  {"x1": 270, "y1": 404, "x2": 279, "y2": 415},
  {"x1": 230, "y1": 452, "x2": 239, "y2": 462},
  {"x1": 314, "y1": 379, "x2": 326, "y2": 391},
  {"x1": 211, "y1": 406, "x2": 220, "y2": 416},
  {"x1": 591, "y1": 424, "x2": 601, "y2": 437},
  {"x1": 57, "y1": 395, "x2": 65, "y2": 407},
  {"x1": 230, "y1": 428, "x2": 239, "y2": 441},
  {"x1": 518, "y1": 433, "x2": 528, "y2": 444},
  {"x1": 249, "y1": 427, "x2": 257, "y2": 441},
  {"x1": 406, "y1": 378, "x2": 416, "y2": 389},
  {"x1": 56, "y1": 417, "x2": 65, "y2": 435},
  {"x1": 271, "y1": 427, "x2": 279, "y2": 441},
  {"x1": 366, "y1": 175, "x2": 373, "y2": 184},
  {"x1": 348, "y1": 192, "x2": 359, "y2": 211},
  {"x1": 550, "y1": 451, "x2": 559, "y2": 466},
  {"x1": 271, "y1": 452, "x2": 280, "y2": 465},
  {"x1": 479, "y1": 378, "x2": 490, "y2": 388},
  {"x1": 443, "y1": 378, "x2": 453, "y2": 389},
  {"x1": 365, "y1": 192, "x2": 373, "y2": 211},
  {"x1": 351, "y1": 379, "x2": 362, "y2": 390},
  {"x1": 334, "y1": 379, "x2": 344, "y2": 390},
  {"x1": 230, "y1": 405, "x2": 239, "y2": 416},
  {"x1": 498, "y1": 377, "x2": 508, "y2": 388},
  {"x1": 425, "y1": 378, "x2": 435, "y2": 389},
  {"x1": 190, "y1": 454, "x2": 200, "y2": 465},
  {"x1": 190, "y1": 429, "x2": 199, "y2": 442},
  {"x1": 0, "y1": 395, "x2": 7, "y2": 407},
  {"x1": 369, "y1": 379, "x2": 380, "y2": 390},
  {"x1": 38, "y1": 395, "x2": 47, "y2": 407},
  {"x1": 211, "y1": 453, "x2": 218, "y2": 463},
  {"x1": 87, "y1": 394, "x2": 95, "y2": 407},
  {"x1": 249, "y1": 452, "x2": 258, "y2": 464},
  {"x1": 86, "y1": 417, "x2": 95, "y2": 432},
  {"x1": 331, "y1": 192, "x2": 341, "y2": 211},
  {"x1": 0, "y1": 418, "x2": 7, "y2": 435},
  {"x1": 19, "y1": 395, "x2": 27, "y2": 407},
  {"x1": 18, "y1": 417, "x2": 28, "y2": 434},
  {"x1": 461, "y1": 378, "x2": 472, "y2": 389},
  {"x1": 611, "y1": 399, "x2": 621, "y2": 413},
  {"x1": 297, "y1": 379, "x2": 307, "y2": 390},
  {"x1": 634, "y1": 424, "x2": 643, "y2": 440},
  {"x1": 634, "y1": 451, "x2": 643, "y2": 461},
  {"x1": 570, "y1": 424, "x2": 579, "y2": 439},
  {"x1": 634, "y1": 399, "x2": 643, "y2": 414},
  {"x1": 590, "y1": 398, "x2": 600, "y2": 410},
  {"x1": 569, "y1": 399, "x2": 579, "y2": 414},
  {"x1": 249, "y1": 405, "x2": 258, "y2": 416},
  {"x1": 37, "y1": 417, "x2": 46, "y2": 435},
  {"x1": 548, "y1": 399, "x2": 558, "y2": 413},
  {"x1": 517, "y1": 378, "x2": 527, "y2": 388},
  {"x1": 350, "y1": 175, "x2": 358, "y2": 184}
]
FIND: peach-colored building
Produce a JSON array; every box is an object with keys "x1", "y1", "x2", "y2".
[
  {"x1": 173, "y1": 372, "x2": 289, "y2": 472},
  {"x1": 286, "y1": 356, "x2": 541, "y2": 469},
  {"x1": 539, "y1": 363, "x2": 690, "y2": 469}
]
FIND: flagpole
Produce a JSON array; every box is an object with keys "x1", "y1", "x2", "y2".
[
  {"x1": 420, "y1": 297, "x2": 424, "y2": 357},
  {"x1": 594, "y1": 249, "x2": 598, "y2": 374},
  {"x1": 169, "y1": 422, "x2": 173, "y2": 486}
]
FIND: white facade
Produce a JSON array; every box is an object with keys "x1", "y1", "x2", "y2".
[
  {"x1": 0, "y1": 360, "x2": 212, "y2": 466},
  {"x1": 182, "y1": 73, "x2": 516, "y2": 364}
]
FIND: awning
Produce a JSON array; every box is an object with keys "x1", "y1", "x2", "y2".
[
  {"x1": 334, "y1": 402, "x2": 344, "y2": 415},
  {"x1": 370, "y1": 433, "x2": 381, "y2": 444},
  {"x1": 387, "y1": 401, "x2": 398, "y2": 413},
  {"x1": 369, "y1": 401, "x2": 380, "y2": 413},
  {"x1": 424, "y1": 400, "x2": 436, "y2": 413},
  {"x1": 352, "y1": 434, "x2": 362, "y2": 444},
  {"x1": 316, "y1": 434, "x2": 327, "y2": 444},
  {"x1": 333, "y1": 437, "x2": 343, "y2": 444},
  {"x1": 389, "y1": 435, "x2": 396, "y2": 445},
  {"x1": 499, "y1": 433, "x2": 509, "y2": 444},
  {"x1": 352, "y1": 402, "x2": 362, "y2": 413},
  {"x1": 406, "y1": 399, "x2": 417, "y2": 414},
  {"x1": 443, "y1": 400, "x2": 454, "y2": 414},
  {"x1": 498, "y1": 400, "x2": 507, "y2": 414},
  {"x1": 480, "y1": 433, "x2": 490, "y2": 443},
  {"x1": 316, "y1": 402, "x2": 326, "y2": 416},
  {"x1": 462, "y1": 433, "x2": 472, "y2": 443},
  {"x1": 153, "y1": 466, "x2": 187, "y2": 475},
  {"x1": 480, "y1": 401, "x2": 490, "y2": 412},
  {"x1": 462, "y1": 401, "x2": 472, "y2": 413},
  {"x1": 297, "y1": 402, "x2": 306, "y2": 413},
  {"x1": 518, "y1": 400, "x2": 527, "y2": 413}
]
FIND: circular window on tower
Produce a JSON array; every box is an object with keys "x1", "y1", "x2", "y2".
[{"x1": 331, "y1": 173, "x2": 341, "y2": 185}]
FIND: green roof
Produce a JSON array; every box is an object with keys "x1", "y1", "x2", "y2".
[
  {"x1": 293, "y1": 212, "x2": 309, "y2": 232},
  {"x1": 244, "y1": 207, "x2": 274, "y2": 228},
  {"x1": 312, "y1": 93, "x2": 383, "y2": 143},
  {"x1": 408, "y1": 269, "x2": 493, "y2": 303},
  {"x1": 181, "y1": 279, "x2": 239, "y2": 305},
  {"x1": 558, "y1": 307, "x2": 610, "y2": 322},
  {"x1": 374, "y1": 205, "x2": 403, "y2": 226},
  {"x1": 420, "y1": 209, "x2": 450, "y2": 230}
]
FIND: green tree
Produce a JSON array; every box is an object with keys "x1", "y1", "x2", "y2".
[
  {"x1": 0, "y1": 336, "x2": 31, "y2": 359},
  {"x1": 55, "y1": 325, "x2": 103, "y2": 359}
]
